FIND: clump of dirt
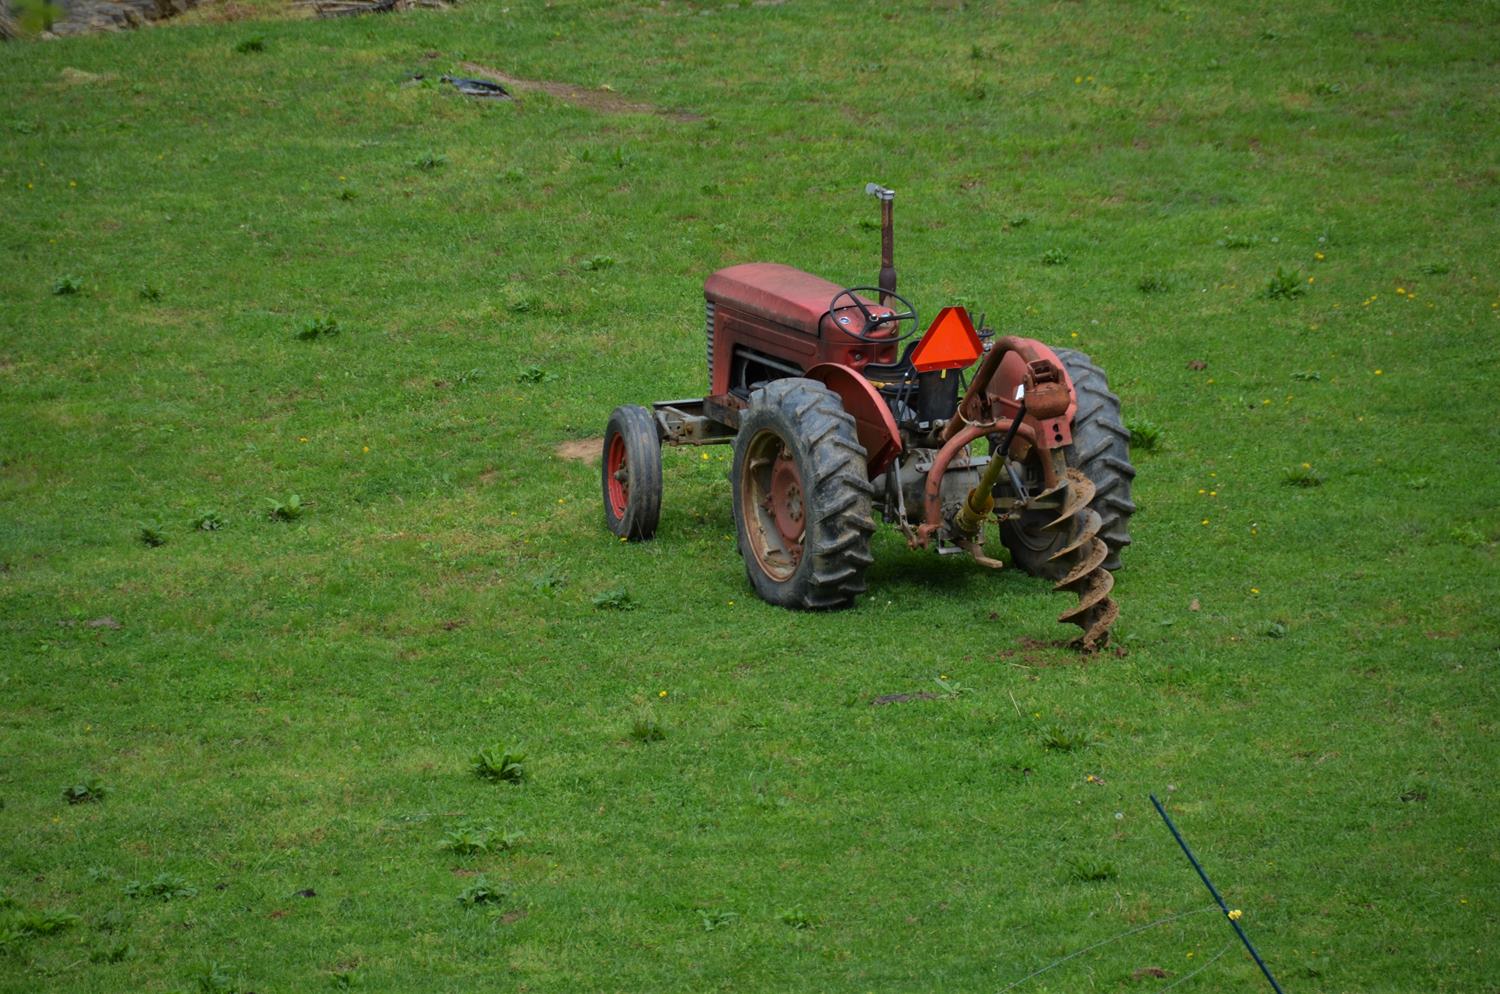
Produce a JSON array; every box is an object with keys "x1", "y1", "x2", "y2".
[
  {"x1": 556, "y1": 438, "x2": 601, "y2": 463},
  {"x1": 459, "y1": 62, "x2": 701, "y2": 122}
]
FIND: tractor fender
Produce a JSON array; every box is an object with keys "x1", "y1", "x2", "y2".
[
  {"x1": 986, "y1": 338, "x2": 1077, "y2": 449},
  {"x1": 803, "y1": 363, "x2": 902, "y2": 479}
]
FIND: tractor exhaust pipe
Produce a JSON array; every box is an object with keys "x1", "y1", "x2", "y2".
[{"x1": 865, "y1": 182, "x2": 896, "y2": 304}]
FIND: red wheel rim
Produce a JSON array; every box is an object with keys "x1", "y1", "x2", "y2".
[
  {"x1": 606, "y1": 434, "x2": 629, "y2": 518},
  {"x1": 740, "y1": 429, "x2": 804, "y2": 580}
]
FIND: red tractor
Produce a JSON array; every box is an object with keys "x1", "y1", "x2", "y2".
[{"x1": 600, "y1": 185, "x2": 1135, "y2": 648}]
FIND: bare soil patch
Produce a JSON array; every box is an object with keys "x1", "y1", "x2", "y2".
[
  {"x1": 459, "y1": 62, "x2": 701, "y2": 122},
  {"x1": 556, "y1": 438, "x2": 601, "y2": 463}
]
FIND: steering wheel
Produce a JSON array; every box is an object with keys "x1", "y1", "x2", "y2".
[{"x1": 827, "y1": 286, "x2": 920, "y2": 344}]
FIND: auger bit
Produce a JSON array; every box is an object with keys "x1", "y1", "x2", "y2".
[{"x1": 1048, "y1": 468, "x2": 1119, "y2": 650}]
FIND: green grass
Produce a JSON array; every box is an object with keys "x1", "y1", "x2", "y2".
[{"x1": 2, "y1": 1, "x2": 1498, "y2": 991}]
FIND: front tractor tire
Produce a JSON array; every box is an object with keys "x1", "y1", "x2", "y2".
[
  {"x1": 731, "y1": 378, "x2": 875, "y2": 610},
  {"x1": 602, "y1": 405, "x2": 663, "y2": 541}
]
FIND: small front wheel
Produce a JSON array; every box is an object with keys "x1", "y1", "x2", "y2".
[{"x1": 601, "y1": 405, "x2": 662, "y2": 540}]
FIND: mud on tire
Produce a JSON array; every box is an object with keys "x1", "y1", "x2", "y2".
[{"x1": 731, "y1": 378, "x2": 876, "y2": 609}]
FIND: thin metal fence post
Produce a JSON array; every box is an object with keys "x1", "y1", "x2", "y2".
[{"x1": 1150, "y1": 794, "x2": 1287, "y2": 994}]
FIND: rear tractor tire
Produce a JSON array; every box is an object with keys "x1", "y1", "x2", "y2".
[
  {"x1": 602, "y1": 405, "x2": 663, "y2": 540},
  {"x1": 731, "y1": 378, "x2": 876, "y2": 610},
  {"x1": 1054, "y1": 348, "x2": 1136, "y2": 569},
  {"x1": 1002, "y1": 350, "x2": 1136, "y2": 574}
]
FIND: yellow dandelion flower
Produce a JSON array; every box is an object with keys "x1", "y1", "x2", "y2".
[
  {"x1": 1201, "y1": 518, "x2": 1210, "y2": 526},
  {"x1": 1307, "y1": 276, "x2": 1315, "y2": 284},
  {"x1": 1209, "y1": 490, "x2": 1217, "y2": 497},
  {"x1": 1228, "y1": 909, "x2": 1243, "y2": 921},
  {"x1": 1396, "y1": 287, "x2": 1406, "y2": 295},
  {"x1": 1251, "y1": 587, "x2": 1260, "y2": 594},
  {"x1": 1198, "y1": 488, "x2": 1207, "y2": 495},
  {"x1": 700, "y1": 452, "x2": 710, "y2": 460},
  {"x1": 1374, "y1": 369, "x2": 1383, "y2": 375},
  {"x1": 658, "y1": 690, "x2": 667, "y2": 698},
  {"x1": 1314, "y1": 252, "x2": 1325, "y2": 260}
]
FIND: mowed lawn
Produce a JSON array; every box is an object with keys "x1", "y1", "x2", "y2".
[{"x1": 1, "y1": 1, "x2": 1497, "y2": 991}]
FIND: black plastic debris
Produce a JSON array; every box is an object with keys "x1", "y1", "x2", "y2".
[{"x1": 441, "y1": 75, "x2": 510, "y2": 99}]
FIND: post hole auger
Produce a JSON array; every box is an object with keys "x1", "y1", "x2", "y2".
[{"x1": 599, "y1": 184, "x2": 1136, "y2": 649}]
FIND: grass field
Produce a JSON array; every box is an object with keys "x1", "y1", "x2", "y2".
[{"x1": 2, "y1": 1, "x2": 1498, "y2": 991}]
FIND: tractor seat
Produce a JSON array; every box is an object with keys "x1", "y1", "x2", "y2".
[{"x1": 863, "y1": 339, "x2": 920, "y2": 382}]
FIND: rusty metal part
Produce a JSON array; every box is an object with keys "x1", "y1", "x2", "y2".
[
  {"x1": 958, "y1": 537, "x2": 1005, "y2": 569},
  {"x1": 865, "y1": 182, "x2": 897, "y2": 303},
  {"x1": 652, "y1": 399, "x2": 736, "y2": 446},
  {"x1": 739, "y1": 432, "x2": 806, "y2": 580},
  {"x1": 913, "y1": 420, "x2": 1044, "y2": 548},
  {"x1": 1025, "y1": 374, "x2": 1070, "y2": 421},
  {"x1": 943, "y1": 336, "x2": 1075, "y2": 449},
  {"x1": 1047, "y1": 468, "x2": 1119, "y2": 650},
  {"x1": 804, "y1": 362, "x2": 902, "y2": 478}
]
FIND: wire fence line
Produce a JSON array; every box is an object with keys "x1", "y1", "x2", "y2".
[
  {"x1": 1159, "y1": 942, "x2": 1235, "y2": 992},
  {"x1": 996, "y1": 904, "x2": 1221, "y2": 993}
]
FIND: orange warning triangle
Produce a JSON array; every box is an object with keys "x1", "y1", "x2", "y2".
[{"x1": 910, "y1": 306, "x2": 983, "y2": 372}]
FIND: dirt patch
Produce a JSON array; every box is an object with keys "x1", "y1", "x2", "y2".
[
  {"x1": 459, "y1": 62, "x2": 701, "y2": 122},
  {"x1": 997, "y1": 636, "x2": 1124, "y2": 667},
  {"x1": 870, "y1": 692, "x2": 939, "y2": 706},
  {"x1": 58, "y1": 67, "x2": 117, "y2": 85},
  {"x1": 556, "y1": 438, "x2": 601, "y2": 463}
]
